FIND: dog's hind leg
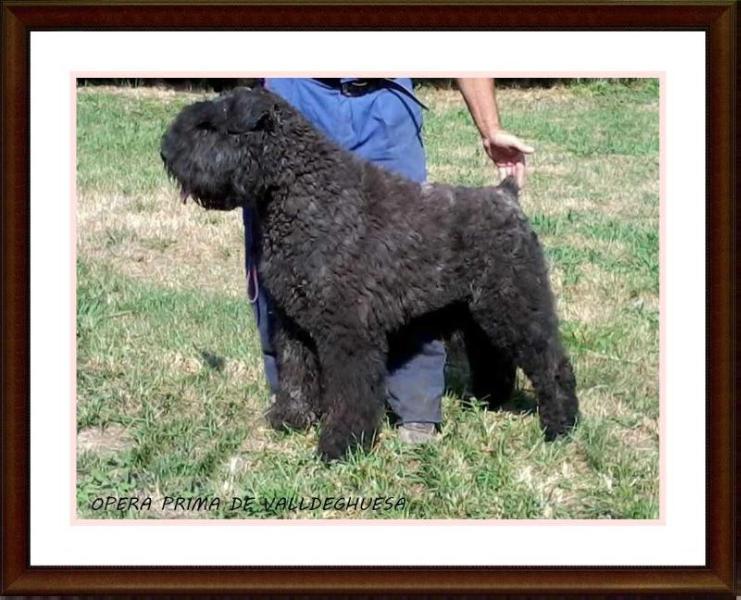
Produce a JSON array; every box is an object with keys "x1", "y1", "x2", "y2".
[
  {"x1": 315, "y1": 336, "x2": 387, "y2": 462},
  {"x1": 266, "y1": 326, "x2": 320, "y2": 431},
  {"x1": 462, "y1": 318, "x2": 516, "y2": 408},
  {"x1": 469, "y1": 300, "x2": 578, "y2": 441}
]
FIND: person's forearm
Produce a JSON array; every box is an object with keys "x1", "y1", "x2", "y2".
[{"x1": 456, "y1": 78, "x2": 502, "y2": 138}]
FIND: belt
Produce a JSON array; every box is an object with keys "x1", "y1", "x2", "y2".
[{"x1": 315, "y1": 78, "x2": 428, "y2": 110}]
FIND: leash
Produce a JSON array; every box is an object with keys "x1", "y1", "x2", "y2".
[{"x1": 246, "y1": 262, "x2": 260, "y2": 304}]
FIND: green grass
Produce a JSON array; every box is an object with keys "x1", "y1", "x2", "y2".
[
  {"x1": 76, "y1": 80, "x2": 660, "y2": 520},
  {"x1": 77, "y1": 90, "x2": 204, "y2": 194}
]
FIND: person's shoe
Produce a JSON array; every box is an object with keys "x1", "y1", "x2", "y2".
[{"x1": 398, "y1": 422, "x2": 438, "y2": 445}]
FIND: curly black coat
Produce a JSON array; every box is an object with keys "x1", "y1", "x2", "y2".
[{"x1": 161, "y1": 87, "x2": 578, "y2": 461}]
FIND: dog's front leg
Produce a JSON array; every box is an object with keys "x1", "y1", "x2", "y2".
[
  {"x1": 265, "y1": 327, "x2": 320, "y2": 431},
  {"x1": 315, "y1": 336, "x2": 387, "y2": 462}
]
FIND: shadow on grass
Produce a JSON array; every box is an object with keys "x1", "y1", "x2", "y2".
[
  {"x1": 445, "y1": 356, "x2": 537, "y2": 416},
  {"x1": 196, "y1": 346, "x2": 226, "y2": 372}
]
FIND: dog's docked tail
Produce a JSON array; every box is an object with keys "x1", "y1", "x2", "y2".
[{"x1": 498, "y1": 175, "x2": 520, "y2": 198}]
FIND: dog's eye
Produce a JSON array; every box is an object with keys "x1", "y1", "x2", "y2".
[{"x1": 196, "y1": 121, "x2": 215, "y2": 132}]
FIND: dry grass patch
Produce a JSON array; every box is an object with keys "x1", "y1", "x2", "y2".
[
  {"x1": 621, "y1": 423, "x2": 659, "y2": 454},
  {"x1": 579, "y1": 381, "x2": 635, "y2": 421},
  {"x1": 224, "y1": 357, "x2": 268, "y2": 386},
  {"x1": 418, "y1": 83, "x2": 582, "y2": 114},
  {"x1": 78, "y1": 424, "x2": 134, "y2": 454},
  {"x1": 555, "y1": 261, "x2": 644, "y2": 325},
  {"x1": 238, "y1": 422, "x2": 293, "y2": 455},
  {"x1": 417, "y1": 85, "x2": 464, "y2": 111},
  {"x1": 516, "y1": 455, "x2": 590, "y2": 519},
  {"x1": 164, "y1": 350, "x2": 204, "y2": 375},
  {"x1": 526, "y1": 154, "x2": 658, "y2": 219},
  {"x1": 78, "y1": 189, "x2": 246, "y2": 296},
  {"x1": 79, "y1": 84, "x2": 210, "y2": 103}
]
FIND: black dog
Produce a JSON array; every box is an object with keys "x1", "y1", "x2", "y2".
[{"x1": 161, "y1": 87, "x2": 578, "y2": 461}]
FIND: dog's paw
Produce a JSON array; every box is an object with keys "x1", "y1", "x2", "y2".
[
  {"x1": 317, "y1": 424, "x2": 377, "y2": 463},
  {"x1": 317, "y1": 435, "x2": 349, "y2": 463},
  {"x1": 265, "y1": 396, "x2": 316, "y2": 431}
]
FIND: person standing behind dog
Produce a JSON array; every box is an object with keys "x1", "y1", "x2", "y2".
[{"x1": 243, "y1": 78, "x2": 533, "y2": 443}]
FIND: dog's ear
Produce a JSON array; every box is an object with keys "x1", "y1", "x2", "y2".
[{"x1": 224, "y1": 90, "x2": 275, "y2": 134}]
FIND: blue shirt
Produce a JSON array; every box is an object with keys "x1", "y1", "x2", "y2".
[{"x1": 264, "y1": 78, "x2": 426, "y2": 183}]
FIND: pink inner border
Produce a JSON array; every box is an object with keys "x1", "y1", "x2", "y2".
[{"x1": 70, "y1": 71, "x2": 667, "y2": 527}]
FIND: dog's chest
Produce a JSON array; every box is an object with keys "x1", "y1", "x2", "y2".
[{"x1": 256, "y1": 209, "x2": 328, "y2": 319}]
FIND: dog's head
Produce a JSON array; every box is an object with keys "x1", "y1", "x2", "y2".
[{"x1": 160, "y1": 87, "x2": 283, "y2": 210}]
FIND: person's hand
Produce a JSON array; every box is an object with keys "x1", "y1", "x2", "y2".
[{"x1": 482, "y1": 130, "x2": 534, "y2": 188}]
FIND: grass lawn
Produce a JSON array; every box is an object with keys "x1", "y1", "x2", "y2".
[{"x1": 76, "y1": 79, "x2": 660, "y2": 519}]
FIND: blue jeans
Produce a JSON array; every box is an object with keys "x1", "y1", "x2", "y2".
[{"x1": 244, "y1": 78, "x2": 444, "y2": 424}]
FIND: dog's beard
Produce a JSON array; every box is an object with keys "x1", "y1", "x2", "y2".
[
  {"x1": 187, "y1": 191, "x2": 242, "y2": 211},
  {"x1": 171, "y1": 177, "x2": 241, "y2": 211}
]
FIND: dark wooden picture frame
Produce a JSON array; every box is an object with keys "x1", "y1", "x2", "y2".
[{"x1": 1, "y1": 2, "x2": 736, "y2": 595}]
